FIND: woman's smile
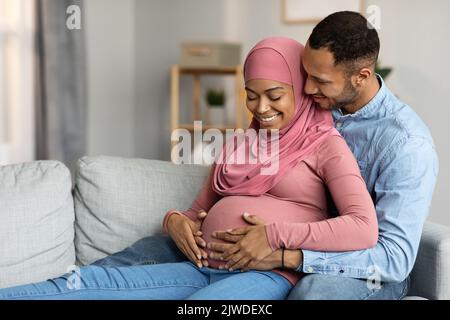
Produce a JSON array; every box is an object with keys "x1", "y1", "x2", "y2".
[{"x1": 255, "y1": 112, "x2": 282, "y2": 125}]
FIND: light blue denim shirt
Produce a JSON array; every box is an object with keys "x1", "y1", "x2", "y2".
[{"x1": 299, "y1": 76, "x2": 439, "y2": 283}]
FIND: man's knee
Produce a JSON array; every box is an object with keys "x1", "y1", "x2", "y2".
[{"x1": 287, "y1": 274, "x2": 370, "y2": 300}]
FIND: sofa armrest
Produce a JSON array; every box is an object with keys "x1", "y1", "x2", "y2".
[{"x1": 409, "y1": 221, "x2": 450, "y2": 300}]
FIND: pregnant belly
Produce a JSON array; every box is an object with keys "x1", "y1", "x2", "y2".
[{"x1": 201, "y1": 195, "x2": 324, "y2": 268}]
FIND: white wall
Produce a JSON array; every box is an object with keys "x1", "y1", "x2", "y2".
[
  {"x1": 366, "y1": 0, "x2": 450, "y2": 227},
  {"x1": 86, "y1": 0, "x2": 227, "y2": 160},
  {"x1": 85, "y1": 0, "x2": 135, "y2": 158},
  {"x1": 134, "y1": 0, "x2": 226, "y2": 160}
]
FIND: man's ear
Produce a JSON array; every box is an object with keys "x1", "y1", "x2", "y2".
[{"x1": 354, "y1": 67, "x2": 373, "y2": 87}]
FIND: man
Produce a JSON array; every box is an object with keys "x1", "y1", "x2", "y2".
[
  {"x1": 94, "y1": 11, "x2": 438, "y2": 300},
  {"x1": 284, "y1": 10, "x2": 438, "y2": 299}
]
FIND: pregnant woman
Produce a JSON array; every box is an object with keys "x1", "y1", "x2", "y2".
[{"x1": 0, "y1": 37, "x2": 378, "y2": 300}]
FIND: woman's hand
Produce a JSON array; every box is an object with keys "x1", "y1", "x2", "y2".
[
  {"x1": 208, "y1": 213, "x2": 274, "y2": 271},
  {"x1": 167, "y1": 211, "x2": 208, "y2": 268}
]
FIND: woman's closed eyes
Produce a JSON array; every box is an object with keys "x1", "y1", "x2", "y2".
[{"x1": 247, "y1": 95, "x2": 283, "y2": 102}]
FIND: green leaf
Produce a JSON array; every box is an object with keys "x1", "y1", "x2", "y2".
[
  {"x1": 376, "y1": 68, "x2": 392, "y2": 80},
  {"x1": 375, "y1": 62, "x2": 393, "y2": 80},
  {"x1": 205, "y1": 88, "x2": 226, "y2": 107}
]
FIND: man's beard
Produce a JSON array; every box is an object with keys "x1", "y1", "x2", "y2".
[{"x1": 329, "y1": 79, "x2": 359, "y2": 110}]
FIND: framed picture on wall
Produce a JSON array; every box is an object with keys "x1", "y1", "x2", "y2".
[{"x1": 282, "y1": 0, "x2": 364, "y2": 24}]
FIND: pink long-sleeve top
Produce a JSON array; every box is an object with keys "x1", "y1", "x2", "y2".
[{"x1": 163, "y1": 135, "x2": 378, "y2": 285}]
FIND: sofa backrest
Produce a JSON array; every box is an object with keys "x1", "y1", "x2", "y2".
[
  {"x1": 0, "y1": 161, "x2": 75, "y2": 289},
  {"x1": 74, "y1": 156, "x2": 210, "y2": 266}
]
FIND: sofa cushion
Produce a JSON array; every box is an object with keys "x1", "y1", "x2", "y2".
[
  {"x1": 74, "y1": 156, "x2": 210, "y2": 266},
  {"x1": 0, "y1": 161, "x2": 75, "y2": 289}
]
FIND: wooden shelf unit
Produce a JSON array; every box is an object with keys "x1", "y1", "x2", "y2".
[{"x1": 170, "y1": 65, "x2": 249, "y2": 150}]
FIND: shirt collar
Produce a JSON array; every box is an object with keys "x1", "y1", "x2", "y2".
[{"x1": 332, "y1": 74, "x2": 387, "y2": 120}]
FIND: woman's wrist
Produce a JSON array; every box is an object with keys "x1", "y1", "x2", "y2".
[{"x1": 163, "y1": 210, "x2": 183, "y2": 233}]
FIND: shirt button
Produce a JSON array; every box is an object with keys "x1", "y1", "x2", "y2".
[
  {"x1": 336, "y1": 122, "x2": 343, "y2": 129},
  {"x1": 307, "y1": 267, "x2": 314, "y2": 273}
]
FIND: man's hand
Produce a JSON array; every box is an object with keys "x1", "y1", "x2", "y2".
[
  {"x1": 208, "y1": 212, "x2": 273, "y2": 271},
  {"x1": 242, "y1": 249, "x2": 303, "y2": 272},
  {"x1": 208, "y1": 245, "x2": 303, "y2": 272},
  {"x1": 241, "y1": 250, "x2": 282, "y2": 271},
  {"x1": 167, "y1": 210, "x2": 208, "y2": 268}
]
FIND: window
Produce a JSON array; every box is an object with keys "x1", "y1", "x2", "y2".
[{"x1": 0, "y1": 0, "x2": 34, "y2": 165}]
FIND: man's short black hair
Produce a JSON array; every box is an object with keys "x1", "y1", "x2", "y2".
[{"x1": 308, "y1": 11, "x2": 380, "y2": 72}]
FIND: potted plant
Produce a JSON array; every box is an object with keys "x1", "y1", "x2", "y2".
[
  {"x1": 205, "y1": 88, "x2": 226, "y2": 126},
  {"x1": 375, "y1": 62, "x2": 393, "y2": 80}
]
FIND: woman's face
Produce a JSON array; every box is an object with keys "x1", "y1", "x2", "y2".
[{"x1": 245, "y1": 79, "x2": 295, "y2": 130}]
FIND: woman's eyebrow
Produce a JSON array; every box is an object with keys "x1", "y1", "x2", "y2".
[
  {"x1": 265, "y1": 87, "x2": 285, "y2": 93},
  {"x1": 245, "y1": 86, "x2": 285, "y2": 93}
]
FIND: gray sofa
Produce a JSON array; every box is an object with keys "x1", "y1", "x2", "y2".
[{"x1": 0, "y1": 156, "x2": 449, "y2": 299}]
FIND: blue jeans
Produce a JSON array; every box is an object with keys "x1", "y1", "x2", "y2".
[
  {"x1": 0, "y1": 261, "x2": 292, "y2": 300},
  {"x1": 0, "y1": 235, "x2": 409, "y2": 300},
  {"x1": 288, "y1": 274, "x2": 410, "y2": 300}
]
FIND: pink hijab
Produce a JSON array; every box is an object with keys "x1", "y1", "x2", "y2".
[{"x1": 212, "y1": 37, "x2": 340, "y2": 196}]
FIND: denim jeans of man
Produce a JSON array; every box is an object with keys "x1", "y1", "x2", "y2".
[{"x1": 91, "y1": 234, "x2": 410, "y2": 300}]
